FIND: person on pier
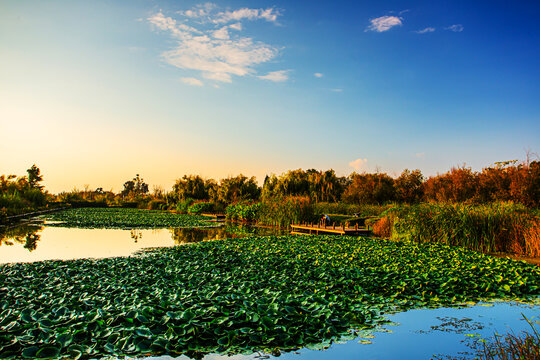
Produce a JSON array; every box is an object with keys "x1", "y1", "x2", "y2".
[{"x1": 322, "y1": 214, "x2": 331, "y2": 226}]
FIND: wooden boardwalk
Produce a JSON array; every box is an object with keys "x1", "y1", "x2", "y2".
[
  {"x1": 200, "y1": 213, "x2": 226, "y2": 221},
  {"x1": 290, "y1": 222, "x2": 371, "y2": 236}
]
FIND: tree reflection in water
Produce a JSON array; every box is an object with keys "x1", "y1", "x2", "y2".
[
  {"x1": 169, "y1": 223, "x2": 286, "y2": 245},
  {"x1": 0, "y1": 224, "x2": 43, "y2": 251}
]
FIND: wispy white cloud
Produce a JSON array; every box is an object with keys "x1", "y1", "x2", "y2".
[
  {"x1": 181, "y1": 3, "x2": 216, "y2": 18},
  {"x1": 180, "y1": 77, "x2": 204, "y2": 86},
  {"x1": 446, "y1": 24, "x2": 464, "y2": 32},
  {"x1": 415, "y1": 152, "x2": 425, "y2": 158},
  {"x1": 258, "y1": 70, "x2": 290, "y2": 82},
  {"x1": 314, "y1": 72, "x2": 323, "y2": 78},
  {"x1": 215, "y1": 7, "x2": 281, "y2": 24},
  {"x1": 331, "y1": 88, "x2": 343, "y2": 92},
  {"x1": 229, "y1": 22, "x2": 242, "y2": 31},
  {"x1": 415, "y1": 27, "x2": 435, "y2": 34},
  {"x1": 148, "y1": 6, "x2": 283, "y2": 84},
  {"x1": 349, "y1": 158, "x2": 368, "y2": 170},
  {"x1": 366, "y1": 15, "x2": 403, "y2": 32}
]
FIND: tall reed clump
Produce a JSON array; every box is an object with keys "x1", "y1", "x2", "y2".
[
  {"x1": 312, "y1": 202, "x2": 393, "y2": 217},
  {"x1": 479, "y1": 315, "x2": 540, "y2": 360},
  {"x1": 373, "y1": 202, "x2": 540, "y2": 257},
  {"x1": 257, "y1": 196, "x2": 317, "y2": 228}
]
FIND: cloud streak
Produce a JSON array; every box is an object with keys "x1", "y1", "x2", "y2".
[
  {"x1": 258, "y1": 70, "x2": 290, "y2": 82},
  {"x1": 446, "y1": 24, "x2": 464, "y2": 32},
  {"x1": 148, "y1": 5, "x2": 284, "y2": 85},
  {"x1": 366, "y1": 15, "x2": 402, "y2": 32},
  {"x1": 415, "y1": 27, "x2": 435, "y2": 34}
]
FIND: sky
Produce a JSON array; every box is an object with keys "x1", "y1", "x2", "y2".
[{"x1": 1, "y1": 0, "x2": 539, "y2": 193}]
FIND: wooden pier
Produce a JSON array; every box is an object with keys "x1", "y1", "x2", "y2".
[
  {"x1": 290, "y1": 222, "x2": 371, "y2": 236},
  {"x1": 200, "y1": 213, "x2": 226, "y2": 221}
]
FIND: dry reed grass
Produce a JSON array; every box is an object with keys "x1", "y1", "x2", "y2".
[{"x1": 479, "y1": 315, "x2": 540, "y2": 360}]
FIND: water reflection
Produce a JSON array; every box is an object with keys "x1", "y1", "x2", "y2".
[
  {"x1": 130, "y1": 229, "x2": 143, "y2": 242},
  {"x1": 170, "y1": 224, "x2": 285, "y2": 244},
  {"x1": 0, "y1": 222, "x2": 286, "y2": 264},
  {"x1": 0, "y1": 223, "x2": 42, "y2": 251}
]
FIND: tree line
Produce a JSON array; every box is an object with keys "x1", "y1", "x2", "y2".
[{"x1": 1, "y1": 159, "x2": 538, "y2": 223}]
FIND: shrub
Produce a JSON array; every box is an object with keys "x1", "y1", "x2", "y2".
[
  {"x1": 226, "y1": 202, "x2": 261, "y2": 222},
  {"x1": 176, "y1": 198, "x2": 195, "y2": 214},
  {"x1": 148, "y1": 199, "x2": 167, "y2": 210},
  {"x1": 188, "y1": 201, "x2": 215, "y2": 214},
  {"x1": 372, "y1": 216, "x2": 393, "y2": 238}
]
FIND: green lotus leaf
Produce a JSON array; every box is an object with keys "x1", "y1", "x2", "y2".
[
  {"x1": 55, "y1": 332, "x2": 72, "y2": 348},
  {"x1": 21, "y1": 345, "x2": 40, "y2": 358},
  {"x1": 35, "y1": 346, "x2": 60, "y2": 358}
]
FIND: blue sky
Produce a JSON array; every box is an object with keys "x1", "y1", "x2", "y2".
[{"x1": 1, "y1": 1, "x2": 539, "y2": 192}]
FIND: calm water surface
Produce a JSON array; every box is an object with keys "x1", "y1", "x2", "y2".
[{"x1": 0, "y1": 220, "x2": 284, "y2": 264}]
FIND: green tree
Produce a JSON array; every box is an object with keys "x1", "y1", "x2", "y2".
[
  {"x1": 27, "y1": 164, "x2": 43, "y2": 189},
  {"x1": 122, "y1": 174, "x2": 149, "y2": 197},
  {"x1": 173, "y1": 175, "x2": 208, "y2": 200},
  {"x1": 218, "y1": 175, "x2": 260, "y2": 203}
]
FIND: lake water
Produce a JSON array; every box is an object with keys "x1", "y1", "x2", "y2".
[
  {"x1": 1, "y1": 220, "x2": 538, "y2": 360},
  {"x1": 0, "y1": 220, "x2": 285, "y2": 264}
]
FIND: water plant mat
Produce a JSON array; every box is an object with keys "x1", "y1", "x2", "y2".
[
  {"x1": 43, "y1": 208, "x2": 219, "y2": 229},
  {"x1": 1, "y1": 235, "x2": 539, "y2": 359}
]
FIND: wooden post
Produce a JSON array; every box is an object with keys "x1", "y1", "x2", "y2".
[
  {"x1": 355, "y1": 223, "x2": 358, "y2": 231},
  {"x1": 333, "y1": 222, "x2": 335, "y2": 230}
]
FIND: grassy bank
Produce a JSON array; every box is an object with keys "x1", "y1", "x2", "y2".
[
  {"x1": 372, "y1": 202, "x2": 540, "y2": 257},
  {"x1": 1, "y1": 235, "x2": 539, "y2": 359}
]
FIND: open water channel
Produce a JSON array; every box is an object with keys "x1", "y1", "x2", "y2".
[{"x1": 0, "y1": 219, "x2": 538, "y2": 360}]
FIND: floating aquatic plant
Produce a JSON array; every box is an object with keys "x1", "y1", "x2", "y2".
[
  {"x1": 43, "y1": 208, "x2": 219, "y2": 229},
  {"x1": 0, "y1": 235, "x2": 539, "y2": 359}
]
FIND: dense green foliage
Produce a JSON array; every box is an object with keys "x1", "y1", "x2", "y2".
[
  {"x1": 1, "y1": 235, "x2": 539, "y2": 359},
  {"x1": 43, "y1": 208, "x2": 218, "y2": 229},
  {"x1": 262, "y1": 169, "x2": 344, "y2": 202},
  {"x1": 187, "y1": 201, "x2": 215, "y2": 215},
  {"x1": 257, "y1": 196, "x2": 317, "y2": 227},
  {"x1": 374, "y1": 202, "x2": 540, "y2": 257},
  {"x1": 0, "y1": 166, "x2": 49, "y2": 219},
  {"x1": 225, "y1": 202, "x2": 261, "y2": 222}
]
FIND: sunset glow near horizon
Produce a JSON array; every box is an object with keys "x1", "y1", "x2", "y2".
[{"x1": 1, "y1": 1, "x2": 539, "y2": 193}]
